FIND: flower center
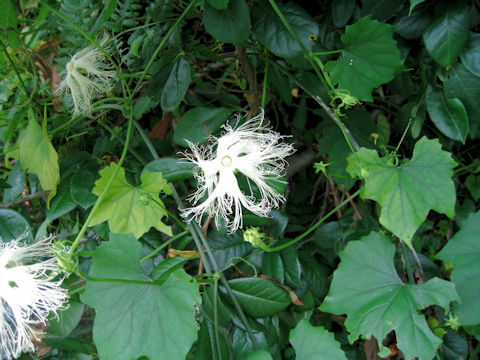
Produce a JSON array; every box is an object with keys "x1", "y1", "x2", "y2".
[{"x1": 221, "y1": 155, "x2": 232, "y2": 167}]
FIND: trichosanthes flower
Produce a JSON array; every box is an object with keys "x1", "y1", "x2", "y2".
[
  {"x1": 0, "y1": 234, "x2": 68, "y2": 360},
  {"x1": 181, "y1": 111, "x2": 295, "y2": 232},
  {"x1": 56, "y1": 37, "x2": 116, "y2": 117}
]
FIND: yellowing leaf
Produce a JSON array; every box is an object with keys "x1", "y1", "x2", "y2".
[
  {"x1": 168, "y1": 249, "x2": 200, "y2": 258},
  {"x1": 90, "y1": 163, "x2": 172, "y2": 238},
  {"x1": 18, "y1": 114, "x2": 60, "y2": 206}
]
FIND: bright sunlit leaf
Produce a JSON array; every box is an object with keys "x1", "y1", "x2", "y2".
[
  {"x1": 18, "y1": 114, "x2": 60, "y2": 206},
  {"x1": 90, "y1": 163, "x2": 172, "y2": 238}
]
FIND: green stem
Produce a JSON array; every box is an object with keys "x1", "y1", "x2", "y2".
[
  {"x1": 267, "y1": 0, "x2": 332, "y2": 94},
  {"x1": 311, "y1": 49, "x2": 343, "y2": 56},
  {"x1": 152, "y1": 198, "x2": 189, "y2": 231},
  {"x1": 134, "y1": 108, "x2": 260, "y2": 349},
  {"x1": 265, "y1": 189, "x2": 361, "y2": 252},
  {"x1": 69, "y1": 104, "x2": 135, "y2": 253},
  {"x1": 454, "y1": 160, "x2": 480, "y2": 174},
  {"x1": 131, "y1": 0, "x2": 198, "y2": 97},
  {"x1": 50, "y1": 98, "x2": 127, "y2": 135},
  {"x1": 139, "y1": 230, "x2": 189, "y2": 263},
  {"x1": 134, "y1": 120, "x2": 160, "y2": 160},
  {"x1": 68, "y1": 285, "x2": 85, "y2": 296},
  {"x1": 409, "y1": 244, "x2": 425, "y2": 280},
  {"x1": 116, "y1": 72, "x2": 151, "y2": 79},
  {"x1": 400, "y1": 241, "x2": 415, "y2": 284},
  {"x1": 310, "y1": 56, "x2": 336, "y2": 93},
  {"x1": 213, "y1": 280, "x2": 222, "y2": 360},
  {"x1": 267, "y1": 0, "x2": 308, "y2": 53},
  {"x1": 267, "y1": 0, "x2": 359, "y2": 153},
  {"x1": 394, "y1": 93, "x2": 424, "y2": 156},
  {"x1": 274, "y1": 61, "x2": 359, "y2": 152},
  {"x1": 190, "y1": 221, "x2": 260, "y2": 349},
  {"x1": 98, "y1": 119, "x2": 147, "y2": 165},
  {"x1": 261, "y1": 54, "x2": 269, "y2": 109},
  {"x1": 168, "y1": 186, "x2": 212, "y2": 272},
  {"x1": 1, "y1": 40, "x2": 30, "y2": 98}
]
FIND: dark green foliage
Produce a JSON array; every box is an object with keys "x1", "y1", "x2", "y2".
[{"x1": 1, "y1": 0, "x2": 480, "y2": 359}]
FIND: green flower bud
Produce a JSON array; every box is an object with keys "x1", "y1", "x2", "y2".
[
  {"x1": 52, "y1": 241, "x2": 76, "y2": 275},
  {"x1": 243, "y1": 227, "x2": 271, "y2": 251}
]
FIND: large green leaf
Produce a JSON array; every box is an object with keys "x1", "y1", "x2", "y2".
[
  {"x1": 207, "y1": 0, "x2": 228, "y2": 10},
  {"x1": 196, "y1": 320, "x2": 231, "y2": 360},
  {"x1": 460, "y1": 33, "x2": 480, "y2": 77},
  {"x1": 48, "y1": 300, "x2": 85, "y2": 337},
  {"x1": 46, "y1": 178, "x2": 77, "y2": 221},
  {"x1": 82, "y1": 233, "x2": 201, "y2": 360},
  {"x1": 320, "y1": 232, "x2": 459, "y2": 360},
  {"x1": 290, "y1": 319, "x2": 347, "y2": 360},
  {"x1": 281, "y1": 246, "x2": 302, "y2": 288},
  {"x1": 0, "y1": 0, "x2": 17, "y2": 30},
  {"x1": 173, "y1": 107, "x2": 233, "y2": 147},
  {"x1": 3, "y1": 162, "x2": 25, "y2": 203},
  {"x1": 160, "y1": 57, "x2": 190, "y2": 111},
  {"x1": 422, "y1": 2, "x2": 469, "y2": 68},
  {"x1": 70, "y1": 161, "x2": 99, "y2": 209},
  {"x1": 444, "y1": 63, "x2": 480, "y2": 137},
  {"x1": 18, "y1": 115, "x2": 60, "y2": 206},
  {"x1": 409, "y1": 0, "x2": 426, "y2": 13},
  {"x1": 426, "y1": 85, "x2": 468, "y2": 143},
  {"x1": 208, "y1": 230, "x2": 252, "y2": 270},
  {"x1": 0, "y1": 209, "x2": 32, "y2": 243},
  {"x1": 143, "y1": 158, "x2": 195, "y2": 182},
  {"x1": 251, "y1": 0, "x2": 318, "y2": 59},
  {"x1": 331, "y1": 0, "x2": 355, "y2": 28},
  {"x1": 395, "y1": 5, "x2": 433, "y2": 40},
  {"x1": 204, "y1": 0, "x2": 251, "y2": 44},
  {"x1": 443, "y1": 329, "x2": 469, "y2": 360},
  {"x1": 262, "y1": 252, "x2": 285, "y2": 284},
  {"x1": 90, "y1": 163, "x2": 172, "y2": 238},
  {"x1": 347, "y1": 137, "x2": 457, "y2": 245},
  {"x1": 437, "y1": 211, "x2": 480, "y2": 326},
  {"x1": 246, "y1": 349, "x2": 273, "y2": 360},
  {"x1": 298, "y1": 251, "x2": 329, "y2": 299},
  {"x1": 220, "y1": 277, "x2": 290, "y2": 318},
  {"x1": 359, "y1": 0, "x2": 400, "y2": 21},
  {"x1": 326, "y1": 16, "x2": 404, "y2": 101}
]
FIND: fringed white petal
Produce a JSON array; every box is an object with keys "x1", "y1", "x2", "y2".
[
  {"x1": 56, "y1": 36, "x2": 116, "y2": 117},
  {"x1": 0, "y1": 234, "x2": 68, "y2": 360},
  {"x1": 181, "y1": 110, "x2": 296, "y2": 232}
]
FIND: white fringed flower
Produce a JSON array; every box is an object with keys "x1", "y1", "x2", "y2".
[
  {"x1": 181, "y1": 111, "x2": 296, "y2": 232},
  {"x1": 56, "y1": 37, "x2": 115, "y2": 117},
  {"x1": 0, "y1": 234, "x2": 68, "y2": 360}
]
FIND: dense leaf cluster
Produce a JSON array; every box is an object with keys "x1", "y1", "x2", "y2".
[{"x1": 1, "y1": 0, "x2": 479, "y2": 359}]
